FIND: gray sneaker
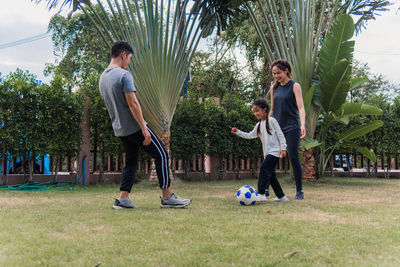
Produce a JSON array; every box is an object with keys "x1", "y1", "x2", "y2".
[
  {"x1": 160, "y1": 193, "x2": 191, "y2": 208},
  {"x1": 112, "y1": 198, "x2": 138, "y2": 209}
]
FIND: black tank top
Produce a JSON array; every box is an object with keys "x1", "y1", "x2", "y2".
[{"x1": 272, "y1": 80, "x2": 300, "y2": 134}]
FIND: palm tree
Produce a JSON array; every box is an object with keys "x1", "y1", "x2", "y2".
[{"x1": 34, "y1": 0, "x2": 242, "y2": 181}]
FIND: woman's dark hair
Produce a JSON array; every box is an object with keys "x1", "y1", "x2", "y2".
[
  {"x1": 253, "y1": 99, "x2": 271, "y2": 135},
  {"x1": 111, "y1": 41, "x2": 133, "y2": 58},
  {"x1": 271, "y1": 59, "x2": 292, "y2": 89}
]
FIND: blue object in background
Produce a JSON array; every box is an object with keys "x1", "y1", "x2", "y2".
[
  {"x1": 0, "y1": 153, "x2": 51, "y2": 175},
  {"x1": 334, "y1": 154, "x2": 353, "y2": 171}
]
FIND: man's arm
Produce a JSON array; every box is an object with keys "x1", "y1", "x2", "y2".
[{"x1": 125, "y1": 92, "x2": 151, "y2": 145}]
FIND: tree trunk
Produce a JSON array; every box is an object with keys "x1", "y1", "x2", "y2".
[
  {"x1": 184, "y1": 159, "x2": 190, "y2": 181},
  {"x1": 28, "y1": 159, "x2": 34, "y2": 182},
  {"x1": 300, "y1": 149, "x2": 316, "y2": 180}
]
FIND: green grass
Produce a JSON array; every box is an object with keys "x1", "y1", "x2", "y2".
[{"x1": 1, "y1": 176, "x2": 400, "y2": 266}]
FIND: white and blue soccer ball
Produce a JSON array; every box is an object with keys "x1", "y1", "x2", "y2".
[{"x1": 236, "y1": 185, "x2": 258, "y2": 206}]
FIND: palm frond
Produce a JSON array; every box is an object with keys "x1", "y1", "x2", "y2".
[
  {"x1": 245, "y1": 0, "x2": 339, "y2": 137},
  {"x1": 80, "y1": 0, "x2": 205, "y2": 137},
  {"x1": 245, "y1": 0, "x2": 332, "y2": 97}
]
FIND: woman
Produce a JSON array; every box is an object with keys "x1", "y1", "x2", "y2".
[{"x1": 269, "y1": 59, "x2": 306, "y2": 200}]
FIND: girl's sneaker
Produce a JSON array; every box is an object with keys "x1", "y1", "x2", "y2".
[
  {"x1": 257, "y1": 194, "x2": 267, "y2": 202},
  {"x1": 273, "y1": 196, "x2": 288, "y2": 202},
  {"x1": 295, "y1": 191, "x2": 304, "y2": 200}
]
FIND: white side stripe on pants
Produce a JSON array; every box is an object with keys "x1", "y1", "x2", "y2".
[{"x1": 147, "y1": 127, "x2": 169, "y2": 189}]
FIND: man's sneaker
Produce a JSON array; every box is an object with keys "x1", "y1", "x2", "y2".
[
  {"x1": 160, "y1": 193, "x2": 191, "y2": 208},
  {"x1": 295, "y1": 191, "x2": 304, "y2": 200},
  {"x1": 273, "y1": 195, "x2": 288, "y2": 202},
  {"x1": 112, "y1": 198, "x2": 137, "y2": 209},
  {"x1": 257, "y1": 194, "x2": 268, "y2": 202}
]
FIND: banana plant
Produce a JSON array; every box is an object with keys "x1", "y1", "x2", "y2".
[
  {"x1": 316, "y1": 103, "x2": 383, "y2": 177},
  {"x1": 313, "y1": 14, "x2": 383, "y2": 176}
]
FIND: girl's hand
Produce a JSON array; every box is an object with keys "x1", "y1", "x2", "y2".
[
  {"x1": 279, "y1": 150, "x2": 286, "y2": 158},
  {"x1": 231, "y1": 127, "x2": 238, "y2": 133}
]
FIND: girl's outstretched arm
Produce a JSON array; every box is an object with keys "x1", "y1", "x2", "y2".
[{"x1": 232, "y1": 123, "x2": 259, "y2": 139}]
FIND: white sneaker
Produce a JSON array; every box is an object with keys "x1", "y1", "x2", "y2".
[
  {"x1": 273, "y1": 196, "x2": 288, "y2": 202},
  {"x1": 257, "y1": 194, "x2": 267, "y2": 202}
]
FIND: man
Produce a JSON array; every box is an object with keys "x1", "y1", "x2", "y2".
[{"x1": 99, "y1": 41, "x2": 191, "y2": 209}]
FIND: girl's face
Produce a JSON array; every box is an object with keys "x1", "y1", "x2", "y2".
[
  {"x1": 252, "y1": 105, "x2": 267, "y2": 120},
  {"x1": 272, "y1": 66, "x2": 289, "y2": 83}
]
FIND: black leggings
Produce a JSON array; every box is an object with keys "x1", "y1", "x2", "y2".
[
  {"x1": 285, "y1": 129, "x2": 303, "y2": 192},
  {"x1": 119, "y1": 126, "x2": 170, "y2": 192}
]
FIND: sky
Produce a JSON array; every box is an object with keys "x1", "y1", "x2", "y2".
[{"x1": 0, "y1": 0, "x2": 400, "y2": 85}]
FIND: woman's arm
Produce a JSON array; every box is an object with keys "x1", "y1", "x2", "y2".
[
  {"x1": 293, "y1": 83, "x2": 306, "y2": 139},
  {"x1": 269, "y1": 85, "x2": 274, "y2": 117}
]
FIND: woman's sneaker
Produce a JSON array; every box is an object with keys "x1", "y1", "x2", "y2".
[
  {"x1": 112, "y1": 199, "x2": 138, "y2": 209},
  {"x1": 160, "y1": 193, "x2": 191, "y2": 208},
  {"x1": 257, "y1": 194, "x2": 268, "y2": 202},
  {"x1": 273, "y1": 196, "x2": 288, "y2": 202},
  {"x1": 295, "y1": 191, "x2": 304, "y2": 200}
]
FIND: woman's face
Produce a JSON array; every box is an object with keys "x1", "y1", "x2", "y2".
[
  {"x1": 252, "y1": 105, "x2": 267, "y2": 120},
  {"x1": 272, "y1": 66, "x2": 288, "y2": 83}
]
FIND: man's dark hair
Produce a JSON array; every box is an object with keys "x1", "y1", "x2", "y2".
[{"x1": 111, "y1": 41, "x2": 133, "y2": 58}]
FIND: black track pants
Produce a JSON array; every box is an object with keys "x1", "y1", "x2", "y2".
[{"x1": 119, "y1": 126, "x2": 170, "y2": 192}]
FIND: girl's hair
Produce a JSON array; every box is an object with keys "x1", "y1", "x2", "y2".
[
  {"x1": 271, "y1": 59, "x2": 292, "y2": 89},
  {"x1": 253, "y1": 99, "x2": 272, "y2": 135}
]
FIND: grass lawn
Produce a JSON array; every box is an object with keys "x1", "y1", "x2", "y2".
[{"x1": 1, "y1": 176, "x2": 400, "y2": 266}]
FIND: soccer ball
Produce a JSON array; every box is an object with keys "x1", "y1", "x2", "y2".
[{"x1": 236, "y1": 185, "x2": 258, "y2": 206}]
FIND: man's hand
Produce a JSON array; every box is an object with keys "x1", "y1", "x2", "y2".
[
  {"x1": 142, "y1": 128, "x2": 151, "y2": 146},
  {"x1": 279, "y1": 150, "x2": 286, "y2": 158},
  {"x1": 231, "y1": 127, "x2": 238, "y2": 133}
]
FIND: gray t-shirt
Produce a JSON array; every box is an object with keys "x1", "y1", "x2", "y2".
[{"x1": 99, "y1": 67, "x2": 141, "y2": 137}]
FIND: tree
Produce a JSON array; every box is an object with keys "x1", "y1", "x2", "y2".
[
  {"x1": 46, "y1": 9, "x2": 121, "y2": 173},
  {"x1": 170, "y1": 96, "x2": 208, "y2": 180},
  {"x1": 225, "y1": 0, "x2": 391, "y2": 98},
  {"x1": 223, "y1": 94, "x2": 261, "y2": 177},
  {"x1": 0, "y1": 70, "x2": 84, "y2": 180},
  {"x1": 189, "y1": 51, "x2": 250, "y2": 100},
  {"x1": 1, "y1": 70, "x2": 45, "y2": 180},
  {"x1": 38, "y1": 75, "x2": 84, "y2": 179},
  {"x1": 45, "y1": 12, "x2": 109, "y2": 87},
  {"x1": 350, "y1": 60, "x2": 396, "y2": 102}
]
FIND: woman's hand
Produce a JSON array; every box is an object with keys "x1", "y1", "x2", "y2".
[
  {"x1": 231, "y1": 127, "x2": 238, "y2": 133},
  {"x1": 300, "y1": 126, "x2": 306, "y2": 139},
  {"x1": 279, "y1": 150, "x2": 287, "y2": 158}
]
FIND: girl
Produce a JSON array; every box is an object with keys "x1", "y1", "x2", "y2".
[
  {"x1": 269, "y1": 59, "x2": 306, "y2": 200},
  {"x1": 231, "y1": 99, "x2": 288, "y2": 202}
]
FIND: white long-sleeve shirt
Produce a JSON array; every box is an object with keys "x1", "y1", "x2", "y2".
[{"x1": 234, "y1": 117, "x2": 287, "y2": 158}]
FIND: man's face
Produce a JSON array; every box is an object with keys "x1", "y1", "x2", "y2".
[{"x1": 121, "y1": 51, "x2": 132, "y2": 69}]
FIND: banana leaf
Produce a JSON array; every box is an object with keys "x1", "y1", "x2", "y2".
[{"x1": 339, "y1": 120, "x2": 384, "y2": 141}]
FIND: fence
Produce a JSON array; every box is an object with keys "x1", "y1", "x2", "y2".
[{"x1": 2, "y1": 152, "x2": 399, "y2": 184}]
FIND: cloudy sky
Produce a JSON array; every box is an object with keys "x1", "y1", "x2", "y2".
[{"x1": 1, "y1": 0, "x2": 400, "y2": 85}]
